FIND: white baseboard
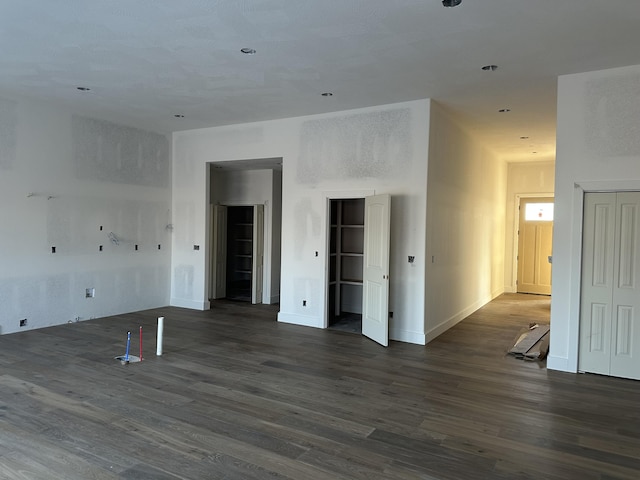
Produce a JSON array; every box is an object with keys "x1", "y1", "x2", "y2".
[
  {"x1": 277, "y1": 312, "x2": 322, "y2": 328},
  {"x1": 547, "y1": 355, "x2": 573, "y2": 373},
  {"x1": 170, "y1": 298, "x2": 210, "y2": 310},
  {"x1": 425, "y1": 291, "x2": 501, "y2": 344},
  {"x1": 390, "y1": 328, "x2": 425, "y2": 345}
]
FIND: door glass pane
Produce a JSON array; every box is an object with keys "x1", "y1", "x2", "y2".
[{"x1": 525, "y1": 203, "x2": 554, "y2": 221}]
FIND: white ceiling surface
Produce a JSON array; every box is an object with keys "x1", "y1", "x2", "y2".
[{"x1": 1, "y1": 1, "x2": 640, "y2": 162}]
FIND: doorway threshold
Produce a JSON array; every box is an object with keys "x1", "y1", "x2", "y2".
[{"x1": 328, "y1": 313, "x2": 362, "y2": 334}]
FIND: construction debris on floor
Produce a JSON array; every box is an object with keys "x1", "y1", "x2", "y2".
[{"x1": 508, "y1": 323, "x2": 550, "y2": 361}]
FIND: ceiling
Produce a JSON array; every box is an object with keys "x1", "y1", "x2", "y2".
[{"x1": 2, "y1": 1, "x2": 640, "y2": 162}]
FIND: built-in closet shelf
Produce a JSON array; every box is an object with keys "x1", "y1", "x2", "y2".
[{"x1": 341, "y1": 280, "x2": 362, "y2": 286}]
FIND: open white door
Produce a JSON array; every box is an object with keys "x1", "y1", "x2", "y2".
[
  {"x1": 252, "y1": 204, "x2": 264, "y2": 304},
  {"x1": 210, "y1": 205, "x2": 227, "y2": 300},
  {"x1": 362, "y1": 194, "x2": 391, "y2": 346}
]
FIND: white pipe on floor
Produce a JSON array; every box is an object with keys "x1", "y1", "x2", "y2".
[{"x1": 156, "y1": 316, "x2": 164, "y2": 356}]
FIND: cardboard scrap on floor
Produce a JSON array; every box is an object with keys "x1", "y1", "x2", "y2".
[{"x1": 508, "y1": 324, "x2": 550, "y2": 361}]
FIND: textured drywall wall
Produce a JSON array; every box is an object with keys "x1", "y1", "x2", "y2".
[
  {"x1": 504, "y1": 161, "x2": 555, "y2": 291},
  {"x1": 73, "y1": 116, "x2": 170, "y2": 187},
  {"x1": 0, "y1": 97, "x2": 17, "y2": 171},
  {"x1": 297, "y1": 109, "x2": 411, "y2": 183},
  {"x1": 0, "y1": 97, "x2": 171, "y2": 335},
  {"x1": 172, "y1": 99, "x2": 429, "y2": 344},
  {"x1": 551, "y1": 64, "x2": 640, "y2": 372},
  {"x1": 425, "y1": 102, "x2": 506, "y2": 342}
]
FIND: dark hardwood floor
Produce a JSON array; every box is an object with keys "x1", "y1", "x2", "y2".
[{"x1": 0, "y1": 294, "x2": 638, "y2": 479}]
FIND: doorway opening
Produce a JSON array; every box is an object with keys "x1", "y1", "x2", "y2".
[
  {"x1": 324, "y1": 193, "x2": 391, "y2": 346},
  {"x1": 226, "y1": 206, "x2": 254, "y2": 302},
  {"x1": 210, "y1": 204, "x2": 264, "y2": 304},
  {"x1": 516, "y1": 196, "x2": 554, "y2": 295},
  {"x1": 207, "y1": 160, "x2": 282, "y2": 308},
  {"x1": 327, "y1": 198, "x2": 364, "y2": 334}
]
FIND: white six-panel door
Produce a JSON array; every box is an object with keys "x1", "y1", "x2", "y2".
[
  {"x1": 362, "y1": 194, "x2": 391, "y2": 347},
  {"x1": 580, "y1": 192, "x2": 640, "y2": 380}
]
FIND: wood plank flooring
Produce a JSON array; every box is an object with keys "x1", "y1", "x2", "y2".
[{"x1": 0, "y1": 293, "x2": 638, "y2": 479}]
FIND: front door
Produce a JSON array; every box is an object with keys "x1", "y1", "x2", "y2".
[{"x1": 517, "y1": 197, "x2": 554, "y2": 295}]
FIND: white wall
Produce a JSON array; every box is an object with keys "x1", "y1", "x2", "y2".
[
  {"x1": 504, "y1": 161, "x2": 555, "y2": 291},
  {"x1": 172, "y1": 99, "x2": 430, "y2": 344},
  {"x1": 0, "y1": 96, "x2": 172, "y2": 334},
  {"x1": 425, "y1": 102, "x2": 506, "y2": 342},
  {"x1": 209, "y1": 168, "x2": 282, "y2": 303},
  {"x1": 551, "y1": 64, "x2": 640, "y2": 372}
]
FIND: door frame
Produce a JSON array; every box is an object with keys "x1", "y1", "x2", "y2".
[
  {"x1": 510, "y1": 193, "x2": 554, "y2": 293},
  {"x1": 323, "y1": 189, "x2": 375, "y2": 328}
]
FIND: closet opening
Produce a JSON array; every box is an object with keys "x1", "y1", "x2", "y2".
[
  {"x1": 226, "y1": 206, "x2": 254, "y2": 302},
  {"x1": 327, "y1": 198, "x2": 364, "y2": 334}
]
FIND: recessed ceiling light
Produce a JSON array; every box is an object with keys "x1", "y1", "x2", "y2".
[
  {"x1": 321, "y1": 92, "x2": 334, "y2": 97},
  {"x1": 240, "y1": 48, "x2": 256, "y2": 55},
  {"x1": 481, "y1": 65, "x2": 498, "y2": 71},
  {"x1": 442, "y1": 0, "x2": 462, "y2": 6},
  {"x1": 76, "y1": 87, "x2": 91, "y2": 91},
  {"x1": 498, "y1": 108, "x2": 511, "y2": 113},
  {"x1": 174, "y1": 114, "x2": 185, "y2": 118}
]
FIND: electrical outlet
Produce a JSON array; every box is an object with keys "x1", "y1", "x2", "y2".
[
  {"x1": 19, "y1": 319, "x2": 27, "y2": 327},
  {"x1": 302, "y1": 300, "x2": 307, "y2": 307},
  {"x1": 389, "y1": 311, "x2": 393, "y2": 318},
  {"x1": 85, "y1": 288, "x2": 95, "y2": 298}
]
